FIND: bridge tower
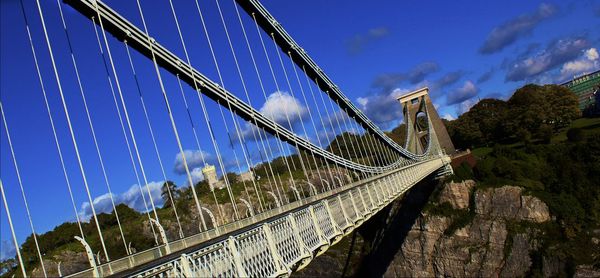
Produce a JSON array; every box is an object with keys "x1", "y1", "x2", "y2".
[{"x1": 398, "y1": 87, "x2": 455, "y2": 155}]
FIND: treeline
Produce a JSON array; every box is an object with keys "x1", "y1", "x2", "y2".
[{"x1": 446, "y1": 84, "x2": 580, "y2": 149}]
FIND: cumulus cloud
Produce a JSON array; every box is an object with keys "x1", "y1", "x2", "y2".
[
  {"x1": 235, "y1": 91, "x2": 308, "y2": 143},
  {"x1": 446, "y1": 81, "x2": 479, "y2": 105},
  {"x1": 559, "y1": 48, "x2": 599, "y2": 81},
  {"x1": 505, "y1": 37, "x2": 590, "y2": 82},
  {"x1": 372, "y1": 62, "x2": 439, "y2": 90},
  {"x1": 480, "y1": 3, "x2": 557, "y2": 54},
  {"x1": 174, "y1": 149, "x2": 212, "y2": 175},
  {"x1": 0, "y1": 240, "x2": 16, "y2": 261},
  {"x1": 260, "y1": 91, "x2": 307, "y2": 126},
  {"x1": 187, "y1": 167, "x2": 205, "y2": 187},
  {"x1": 78, "y1": 182, "x2": 164, "y2": 221},
  {"x1": 356, "y1": 88, "x2": 408, "y2": 130},
  {"x1": 346, "y1": 27, "x2": 390, "y2": 54}
]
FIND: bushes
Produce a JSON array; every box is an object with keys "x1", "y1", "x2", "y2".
[{"x1": 567, "y1": 127, "x2": 583, "y2": 142}]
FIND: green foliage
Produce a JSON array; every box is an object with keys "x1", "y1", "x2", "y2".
[
  {"x1": 444, "y1": 209, "x2": 475, "y2": 236},
  {"x1": 386, "y1": 124, "x2": 407, "y2": 146},
  {"x1": 447, "y1": 84, "x2": 580, "y2": 149},
  {"x1": 467, "y1": 133, "x2": 600, "y2": 268},
  {"x1": 566, "y1": 127, "x2": 584, "y2": 142},
  {"x1": 161, "y1": 181, "x2": 178, "y2": 208},
  {"x1": 451, "y1": 162, "x2": 474, "y2": 181}
]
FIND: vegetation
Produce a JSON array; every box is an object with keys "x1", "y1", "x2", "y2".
[
  {"x1": 440, "y1": 84, "x2": 600, "y2": 273},
  {"x1": 446, "y1": 84, "x2": 580, "y2": 150}
]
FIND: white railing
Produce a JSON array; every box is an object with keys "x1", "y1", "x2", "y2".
[{"x1": 67, "y1": 156, "x2": 450, "y2": 277}]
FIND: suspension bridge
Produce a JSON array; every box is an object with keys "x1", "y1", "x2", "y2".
[{"x1": 0, "y1": 0, "x2": 454, "y2": 277}]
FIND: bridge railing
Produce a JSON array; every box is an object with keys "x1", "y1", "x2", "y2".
[{"x1": 67, "y1": 155, "x2": 450, "y2": 277}]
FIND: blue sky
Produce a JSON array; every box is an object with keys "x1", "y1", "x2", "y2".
[{"x1": 1, "y1": 0, "x2": 599, "y2": 260}]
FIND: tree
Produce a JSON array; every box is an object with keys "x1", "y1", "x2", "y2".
[
  {"x1": 387, "y1": 124, "x2": 407, "y2": 146},
  {"x1": 508, "y1": 84, "x2": 580, "y2": 134},
  {"x1": 0, "y1": 258, "x2": 17, "y2": 276},
  {"x1": 446, "y1": 84, "x2": 581, "y2": 148},
  {"x1": 161, "y1": 181, "x2": 178, "y2": 208}
]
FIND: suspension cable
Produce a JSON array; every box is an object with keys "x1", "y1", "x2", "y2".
[
  {"x1": 94, "y1": 6, "x2": 163, "y2": 242},
  {"x1": 303, "y1": 72, "x2": 339, "y2": 187},
  {"x1": 55, "y1": 0, "x2": 128, "y2": 255},
  {"x1": 124, "y1": 41, "x2": 184, "y2": 239},
  {"x1": 90, "y1": 17, "x2": 158, "y2": 244},
  {"x1": 0, "y1": 179, "x2": 26, "y2": 277},
  {"x1": 174, "y1": 74, "x2": 225, "y2": 221},
  {"x1": 19, "y1": 0, "x2": 84, "y2": 239},
  {"x1": 33, "y1": 0, "x2": 111, "y2": 263},
  {"x1": 288, "y1": 60, "x2": 324, "y2": 191},
  {"x1": 315, "y1": 79, "x2": 350, "y2": 185},
  {"x1": 133, "y1": 0, "x2": 208, "y2": 231},
  {"x1": 270, "y1": 37, "x2": 312, "y2": 183},
  {"x1": 1, "y1": 102, "x2": 47, "y2": 277},
  {"x1": 232, "y1": 2, "x2": 289, "y2": 204},
  {"x1": 213, "y1": 0, "x2": 270, "y2": 212},
  {"x1": 175, "y1": 0, "x2": 240, "y2": 220},
  {"x1": 251, "y1": 13, "x2": 299, "y2": 201}
]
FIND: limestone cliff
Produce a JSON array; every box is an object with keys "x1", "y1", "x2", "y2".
[
  {"x1": 295, "y1": 179, "x2": 600, "y2": 277},
  {"x1": 384, "y1": 180, "x2": 599, "y2": 277}
]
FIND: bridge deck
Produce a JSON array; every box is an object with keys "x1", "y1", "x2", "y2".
[{"x1": 67, "y1": 157, "x2": 448, "y2": 277}]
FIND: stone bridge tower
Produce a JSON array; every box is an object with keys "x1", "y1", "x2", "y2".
[{"x1": 397, "y1": 87, "x2": 455, "y2": 155}]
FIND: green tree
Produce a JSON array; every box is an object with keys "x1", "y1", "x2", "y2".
[{"x1": 161, "y1": 181, "x2": 178, "y2": 208}]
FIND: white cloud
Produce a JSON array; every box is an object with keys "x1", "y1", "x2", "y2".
[
  {"x1": 585, "y1": 48, "x2": 599, "y2": 60},
  {"x1": 236, "y1": 91, "x2": 308, "y2": 143},
  {"x1": 0, "y1": 240, "x2": 16, "y2": 261},
  {"x1": 457, "y1": 98, "x2": 480, "y2": 115},
  {"x1": 505, "y1": 37, "x2": 590, "y2": 81},
  {"x1": 559, "y1": 47, "x2": 599, "y2": 81},
  {"x1": 187, "y1": 167, "x2": 205, "y2": 187},
  {"x1": 174, "y1": 149, "x2": 211, "y2": 175},
  {"x1": 356, "y1": 88, "x2": 409, "y2": 130},
  {"x1": 446, "y1": 80, "x2": 479, "y2": 105},
  {"x1": 442, "y1": 113, "x2": 456, "y2": 121},
  {"x1": 78, "y1": 181, "x2": 164, "y2": 221},
  {"x1": 260, "y1": 91, "x2": 307, "y2": 126}
]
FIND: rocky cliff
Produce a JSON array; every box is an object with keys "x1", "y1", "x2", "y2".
[
  {"x1": 295, "y1": 179, "x2": 600, "y2": 277},
  {"x1": 384, "y1": 180, "x2": 599, "y2": 277}
]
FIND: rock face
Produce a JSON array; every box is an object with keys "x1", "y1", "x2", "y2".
[
  {"x1": 438, "y1": 180, "x2": 475, "y2": 210},
  {"x1": 384, "y1": 181, "x2": 554, "y2": 277},
  {"x1": 475, "y1": 186, "x2": 550, "y2": 223},
  {"x1": 31, "y1": 251, "x2": 89, "y2": 277}
]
